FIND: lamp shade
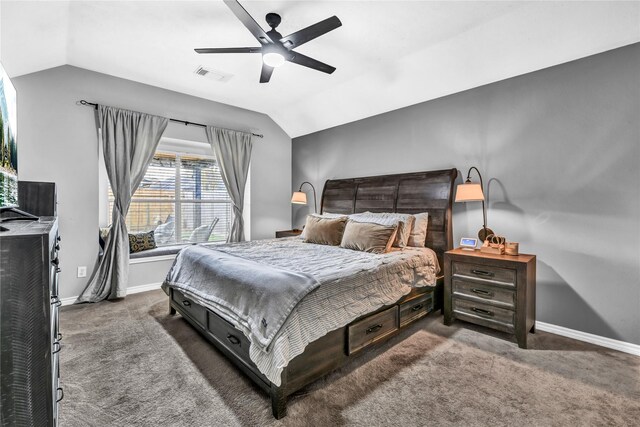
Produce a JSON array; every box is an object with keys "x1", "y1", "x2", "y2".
[
  {"x1": 455, "y1": 182, "x2": 484, "y2": 202},
  {"x1": 291, "y1": 191, "x2": 308, "y2": 205}
]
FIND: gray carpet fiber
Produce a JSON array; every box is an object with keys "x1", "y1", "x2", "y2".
[{"x1": 59, "y1": 290, "x2": 639, "y2": 426}]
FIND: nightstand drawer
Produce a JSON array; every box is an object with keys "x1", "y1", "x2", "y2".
[
  {"x1": 452, "y1": 278, "x2": 515, "y2": 310},
  {"x1": 453, "y1": 298, "x2": 515, "y2": 333},
  {"x1": 452, "y1": 261, "x2": 516, "y2": 285}
]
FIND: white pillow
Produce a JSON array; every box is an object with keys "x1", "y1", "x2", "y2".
[
  {"x1": 315, "y1": 212, "x2": 348, "y2": 219},
  {"x1": 349, "y1": 212, "x2": 414, "y2": 247},
  {"x1": 407, "y1": 212, "x2": 429, "y2": 247}
]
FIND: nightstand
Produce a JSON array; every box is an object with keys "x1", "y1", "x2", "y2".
[
  {"x1": 443, "y1": 248, "x2": 536, "y2": 348},
  {"x1": 275, "y1": 229, "x2": 303, "y2": 238}
]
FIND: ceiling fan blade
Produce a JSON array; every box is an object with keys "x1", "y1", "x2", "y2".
[
  {"x1": 195, "y1": 47, "x2": 261, "y2": 54},
  {"x1": 260, "y1": 63, "x2": 274, "y2": 83},
  {"x1": 223, "y1": 0, "x2": 273, "y2": 45},
  {"x1": 287, "y1": 52, "x2": 336, "y2": 74},
  {"x1": 280, "y1": 16, "x2": 342, "y2": 49}
]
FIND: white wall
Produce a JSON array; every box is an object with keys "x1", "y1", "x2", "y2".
[
  {"x1": 14, "y1": 65, "x2": 291, "y2": 299},
  {"x1": 292, "y1": 44, "x2": 640, "y2": 345}
]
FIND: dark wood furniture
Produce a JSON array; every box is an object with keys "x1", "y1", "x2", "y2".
[
  {"x1": 443, "y1": 248, "x2": 536, "y2": 348},
  {"x1": 275, "y1": 229, "x2": 303, "y2": 238},
  {"x1": 18, "y1": 181, "x2": 58, "y2": 216},
  {"x1": 168, "y1": 168, "x2": 457, "y2": 418},
  {"x1": 0, "y1": 218, "x2": 62, "y2": 425}
]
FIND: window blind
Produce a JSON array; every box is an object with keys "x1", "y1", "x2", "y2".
[{"x1": 108, "y1": 152, "x2": 232, "y2": 246}]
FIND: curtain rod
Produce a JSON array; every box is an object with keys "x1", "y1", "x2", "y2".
[{"x1": 77, "y1": 100, "x2": 264, "y2": 138}]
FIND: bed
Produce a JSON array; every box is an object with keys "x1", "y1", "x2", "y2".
[{"x1": 163, "y1": 168, "x2": 457, "y2": 418}]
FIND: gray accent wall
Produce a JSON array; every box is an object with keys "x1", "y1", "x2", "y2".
[
  {"x1": 14, "y1": 65, "x2": 291, "y2": 299},
  {"x1": 293, "y1": 44, "x2": 640, "y2": 345}
]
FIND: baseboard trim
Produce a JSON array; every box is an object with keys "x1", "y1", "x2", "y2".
[
  {"x1": 127, "y1": 282, "x2": 163, "y2": 295},
  {"x1": 536, "y1": 321, "x2": 640, "y2": 356},
  {"x1": 60, "y1": 296, "x2": 77, "y2": 306},
  {"x1": 60, "y1": 282, "x2": 163, "y2": 307}
]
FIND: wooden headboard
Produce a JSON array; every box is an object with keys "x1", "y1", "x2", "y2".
[{"x1": 320, "y1": 168, "x2": 458, "y2": 268}]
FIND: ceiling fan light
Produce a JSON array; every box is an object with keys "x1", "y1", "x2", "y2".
[{"x1": 263, "y1": 52, "x2": 285, "y2": 67}]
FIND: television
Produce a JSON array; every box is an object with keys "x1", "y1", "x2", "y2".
[
  {"x1": 0, "y1": 61, "x2": 18, "y2": 208},
  {"x1": 0, "y1": 61, "x2": 37, "y2": 229}
]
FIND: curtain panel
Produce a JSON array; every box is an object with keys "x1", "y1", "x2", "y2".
[
  {"x1": 77, "y1": 105, "x2": 168, "y2": 302},
  {"x1": 205, "y1": 127, "x2": 253, "y2": 243}
]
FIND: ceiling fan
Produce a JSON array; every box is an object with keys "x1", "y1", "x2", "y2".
[{"x1": 195, "y1": 0, "x2": 342, "y2": 83}]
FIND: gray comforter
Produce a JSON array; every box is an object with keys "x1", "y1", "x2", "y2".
[
  {"x1": 163, "y1": 245, "x2": 320, "y2": 350},
  {"x1": 163, "y1": 238, "x2": 438, "y2": 386}
]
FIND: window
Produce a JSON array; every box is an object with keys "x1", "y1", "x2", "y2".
[{"x1": 108, "y1": 151, "x2": 232, "y2": 246}]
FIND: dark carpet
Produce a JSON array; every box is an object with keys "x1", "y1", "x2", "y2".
[{"x1": 59, "y1": 290, "x2": 639, "y2": 426}]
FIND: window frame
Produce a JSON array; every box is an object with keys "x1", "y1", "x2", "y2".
[{"x1": 99, "y1": 137, "x2": 234, "y2": 246}]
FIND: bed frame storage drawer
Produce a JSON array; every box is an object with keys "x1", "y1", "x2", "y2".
[
  {"x1": 399, "y1": 292, "x2": 434, "y2": 327},
  {"x1": 172, "y1": 290, "x2": 207, "y2": 327},
  {"x1": 452, "y1": 261, "x2": 516, "y2": 286},
  {"x1": 207, "y1": 311, "x2": 251, "y2": 362},
  {"x1": 348, "y1": 306, "x2": 399, "y2": 355},
  {"x1": 452, "y1": 298, "x2": 515, "y2": 334}
]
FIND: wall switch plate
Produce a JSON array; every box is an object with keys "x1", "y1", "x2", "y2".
[{"x1": 77, "y1": 266, "x2": 87, "y2": 278}]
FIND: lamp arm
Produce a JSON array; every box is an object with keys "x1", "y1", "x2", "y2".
[
  {"x1": 466, "y1": 167, "x2": 488, "y2": 233},
  {"x1": 299, "y1": 181, "x2": 318, "y2": 214}
]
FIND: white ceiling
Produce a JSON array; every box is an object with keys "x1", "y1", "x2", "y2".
[{"x1": 1, "y1": 1, "x2": 639, "y2": 138}]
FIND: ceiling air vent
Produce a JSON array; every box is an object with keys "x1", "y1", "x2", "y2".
[{"x1": 194, "y1": 66, "x2": 233, "y2": 83}]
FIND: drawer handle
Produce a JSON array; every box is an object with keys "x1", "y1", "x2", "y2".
[
  {"x1": 226, "y1": 334, "x2": 241, "y2": 345},
  {"x1": 471, "y1": 288, "x2": 494, "y2": 298},
  {"x1": 56, "y1": 387, "x2": 64, "y2": 403},
  {"x1": 471, "y1": 269, "x2": 494, "y2": 277},
  {"x1": 470, "y1": 307, "x2": 494, "y2": 317},
  {"x1": 51, "y1": 296, "x2": 62, "y2": 307},
  {"x1": 366, "y1": 324, "x2": 383, "y2": 334},
  {"x1": 53, "y1": 341, "x2": 61, "y2": 354},
  {"x1": 411, "y1": 303, "x2": 424, "y2": 312},
  {"x1": 182, "y1": 300, "x2": 191, "y2": 307}
]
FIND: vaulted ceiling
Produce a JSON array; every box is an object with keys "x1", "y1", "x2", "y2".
[{"x1": 1, "y1": 1, "x2": 639, "y2": 137}]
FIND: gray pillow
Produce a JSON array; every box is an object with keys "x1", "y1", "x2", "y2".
[
  {"x1": 303, "y1": 215, "x2": 348, "y2": 246},
  {"x1": 340, "y1": 220, "x2": 398, "y2": 254}
]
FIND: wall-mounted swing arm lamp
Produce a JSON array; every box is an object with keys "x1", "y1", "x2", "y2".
[
  {"x1": 291, "y1": 181, "x2": 318, "y2": 214},
  {"x1": 455, "y1": 166, "x2": 494, "y2": 241}
]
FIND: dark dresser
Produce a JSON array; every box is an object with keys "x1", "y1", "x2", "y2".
[
  {"x1": 444, "y1": 248, "x2": 536, "y2": 348},
  {"x1": 0, "y1": 218, "x2": 62, "y2": 425}
]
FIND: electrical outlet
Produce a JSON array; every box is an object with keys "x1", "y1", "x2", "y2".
[{"x1": 77, "y1": 266, "x2": 87, "y2": 278}]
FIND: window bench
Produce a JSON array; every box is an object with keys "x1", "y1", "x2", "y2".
[{"x1": 129, "y1": 242, "x2": 219, "y2": 263}]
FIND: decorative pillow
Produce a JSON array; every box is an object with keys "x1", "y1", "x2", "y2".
[
  {"x1": 349, "y1": 212, "x2": 414, "y2": 247},
  {"x1": 99, "y1": 226, "x2": 111, "y2": 250},
  {"x1": 340, "y1": 220, "x2": 398, "y2": 254},
  {"x1": 302, "y1": 215, "x2": 348, "y2": 246},
  {"x1": 407, "y1": 212, "x2": 429, "y2": 247},
  {"x1": 128, "y1": 230, "x2": 157, "y2": 253}
]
